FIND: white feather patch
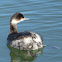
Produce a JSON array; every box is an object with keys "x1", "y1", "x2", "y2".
[
  {"x1": 23, "y1": 37, "x2": 32, "y2": 45},
  {"x1": 11, "y1": 19, "x2": 20, "y2": 24},
  {"x1": 11, "y1": 18, "x2": 29, "y2": 24}
]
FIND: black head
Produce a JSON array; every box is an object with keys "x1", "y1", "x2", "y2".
[
  {"x1": 10, "y1": 13, "x2": 29, "y2": 24},
  {"x1": 11, "y1": 13, "x2": 24, "y2": 20}
]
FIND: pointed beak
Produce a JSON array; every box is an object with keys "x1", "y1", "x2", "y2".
[
  {"x1": 20, "y1": 18, "x2": 29, "y2": 22},
  {"x1": 22, "y1": 18, "x2": 29, "y2": 20}
]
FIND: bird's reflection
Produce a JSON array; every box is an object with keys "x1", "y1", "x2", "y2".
[{"x1": 7, "y1": 45, "x2": 43, "y2": 62}]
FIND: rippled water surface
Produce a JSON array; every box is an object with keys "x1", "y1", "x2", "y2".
[{"x1": 0, "y1": 0, "x2": 62, "y2": 62}]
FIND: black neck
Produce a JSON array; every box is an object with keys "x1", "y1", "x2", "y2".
[{"x1": 9, "y1": 23, "x2": 18, "y2": 35}]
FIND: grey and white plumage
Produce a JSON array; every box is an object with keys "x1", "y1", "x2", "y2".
[{"x1": 7, "y1": 13, "x2": 43, "y2": 50}]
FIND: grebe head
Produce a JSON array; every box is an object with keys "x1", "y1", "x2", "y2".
[{"x1": 10, "y1": 13, "x2": 29, "y2": 24}]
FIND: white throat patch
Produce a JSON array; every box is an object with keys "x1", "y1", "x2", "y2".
[
  {"x1": 11, "y1": 18, "x2": 29, "y2": 24},
  {"x1": 11, "y1": 19, "x2": 21, "y2": 24}
]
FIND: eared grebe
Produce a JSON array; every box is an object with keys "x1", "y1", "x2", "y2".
[{"x1": 7, "y1": 13, "x2": 43, "y2": 50}]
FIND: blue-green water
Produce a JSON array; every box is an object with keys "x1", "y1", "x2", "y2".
[{"x1": 0, "y1": 0, "x2": 62, "y2": 62}]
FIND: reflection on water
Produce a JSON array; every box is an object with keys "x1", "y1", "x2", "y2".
[{"x1": 7, "y1": 45, "x2": 43, "y2": 62}]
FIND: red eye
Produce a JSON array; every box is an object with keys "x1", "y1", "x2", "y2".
[{"x1": 20, "y1": 17, "x2": 22, "y2": 19}]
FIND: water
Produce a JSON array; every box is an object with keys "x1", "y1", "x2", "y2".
[{"x1": 0, "y1": 0, "x2": 62, "y2": 62}]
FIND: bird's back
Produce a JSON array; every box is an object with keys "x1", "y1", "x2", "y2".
[{"x1": 7, "y1": 31, "x2": 43, "y2": 50}]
